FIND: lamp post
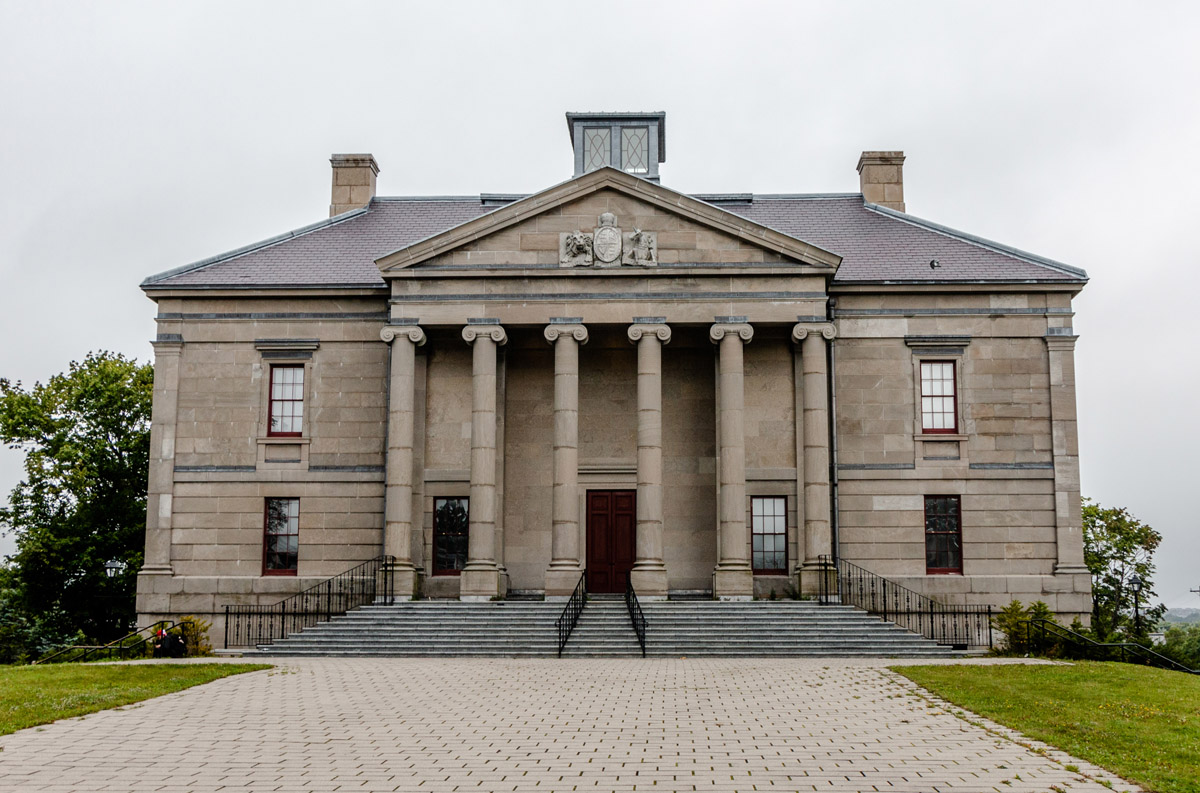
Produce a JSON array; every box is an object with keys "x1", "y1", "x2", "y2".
[
  {"x1": 104, "y1": 560, "x2": 123, "y2": 578},
  {"x1": 1129, "y1": 574, "x2": 1143, "y2": 637}
]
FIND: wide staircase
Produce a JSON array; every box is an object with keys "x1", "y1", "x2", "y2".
[{"x1": 252, "y1": 597, "x2": 952, "y2": 658}]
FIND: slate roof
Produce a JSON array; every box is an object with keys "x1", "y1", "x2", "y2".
[{"x1": 142, "y1": 192, "x2": 1085, "y2": 290}]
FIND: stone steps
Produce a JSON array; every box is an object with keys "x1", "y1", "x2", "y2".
[{"x1": 253, "y1": 598, "x2": 953, "y2": 658}]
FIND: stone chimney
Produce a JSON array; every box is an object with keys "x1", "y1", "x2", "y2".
[
  {"x1": 329, "y1": 154, "x2": 379, "y2": 217},
  {"x1": 856, "y1": 151, "x2": 905, "y2": 212}
]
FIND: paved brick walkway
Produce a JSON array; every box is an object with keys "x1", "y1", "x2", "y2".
[{"x1": 0, "y1": 659, "x2": 1137, "y2": 792}]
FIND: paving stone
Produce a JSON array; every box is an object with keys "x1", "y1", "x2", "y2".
[{"x1": 0, "y1": 658, "x2": 1138, "y2": 792}]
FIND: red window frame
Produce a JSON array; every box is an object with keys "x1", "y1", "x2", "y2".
[
  {"x1": 751, "y1": 496, "x2": 788, "y2": 575},
  {"x1": 920, "y1": 360, "x2": 958, "y2": 434},
  {"x1": 268, "y1": 364, "x2": 304, "y2": 437},
  {"x1": 924, "y1": 495, "x2": 963, "y2": 574},
  {"x1": 432, "y1": 497, "x2": 469, "y2": 576},
  {"x1": 263, "y1": 498, "x2": 299, "y2": 576}
]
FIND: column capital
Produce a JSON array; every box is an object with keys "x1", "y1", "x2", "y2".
[
  {"x1": 709, "y1": 323, "x2": 753, "y2": 344},
  {"x1": 544, "y1": 324, "x2": 589, "y2": 345},
  {"x1": 462, "y1": 324, "x2": 507, "y2": 346},
  {"x1": 380, "y1": 325, "x2": 426, "y2": 346},
  {"x1": 1044, "y1": 332, "x2": 1079, "y2": 352},
  {"x1": 628, "y1": 323, "x2": 671, "y2": 345},
  {"x1": 791, "y1": 322, "x2": 837, "y2": 343}
]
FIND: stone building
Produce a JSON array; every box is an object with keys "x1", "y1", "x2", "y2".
[{"x1": 136, "y1": 112, "x2": 1091, "y2": 641}]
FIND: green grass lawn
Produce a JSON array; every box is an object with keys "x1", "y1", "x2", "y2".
[
  {"x1": 894, "y1": 662, "x2": 1200, "y2": 793},
  {"x1": 0, "y1": 663, "x2": 271, "y2": 736}
]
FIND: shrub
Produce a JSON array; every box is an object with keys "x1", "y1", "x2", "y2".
[
  {"x1": 179, "y1": 615, "x2": 214, "y2": 657},
  {"x1": 992, "y1": 600, "x2": 1030, "y2": 655}
]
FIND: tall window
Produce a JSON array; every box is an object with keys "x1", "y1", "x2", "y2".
[
  {"x1": 920, "y1": 361, "x2": 957, "y2": 433},
  {"x1": 924, "y1": 495, "x2": 962, "y2": 574},
  {"x1": 269, "y1": 365, "x2": 304, "y2": 436},
  {"x1": 433, "y1": 497, "x2": 469, "y2": 576},
  {"x1": 751, "y1": 496, "x2": 787, "y2": 574},
  {"x1": 264, "y1": 498, "x2": 299, "y2": 575}
]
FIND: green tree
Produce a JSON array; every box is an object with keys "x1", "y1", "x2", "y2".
[
  {"x1": 1082, "y1": 498, "x2": 1165, "y2": 641},
  {"x1": 1159, "y1": 623, "x2": 1200, "y2": 670},
  {"x1": 0, "y1": 352, "x2": 152, "y2": 650}
]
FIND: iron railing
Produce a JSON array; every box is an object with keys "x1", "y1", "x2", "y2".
[
  {"x1": 818, "y1": 555, "x2": 992, "y2": 649},
  {"x1": 34, "y1": 619, "x2": 194, "y2": 664},
  {"x1": 224, "y1": 556, "x2": 394, "y2": 648},
  {"x1": 625, "y1": 573, "x2": 647, "y2": 657},
  {"x1": 1024, "y1": 619, "x2": 1198, "y2": 674},
  {"x1": 555, "y1": 570, "x2": 587, "y2": 657}
]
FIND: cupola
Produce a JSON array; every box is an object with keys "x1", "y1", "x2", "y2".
[{"x1": 566, "y1": 111, "x2": 666, "y2": 182}]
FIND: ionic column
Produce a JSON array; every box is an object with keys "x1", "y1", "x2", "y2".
[
  {"x1": 381, "y1": 324, "x2": 426, "y2": 599},
  {"x1": 710, "y1": 321, "x2": 754, "y2": 600},
  {"x1": 543, "y1": 321, "x2": 588, "y2": 598},
  {"x1": 628, "y1": 320, "x2": 672, "y2": 599},
  {"x1": 793, "y1": 323, "x2": 836, "y2": 582},
  {"x1": 459, "y1": 322, "x2": 506, "y2": 600}
]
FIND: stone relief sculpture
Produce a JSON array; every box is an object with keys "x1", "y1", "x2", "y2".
[
  {"x1": 559, "y1": 231, "x2": 593, "y2": 267},
  {"x1": 592, "y1": 212, "x2": 622, "y2": 265},
  {"x1": 623, "y1": 228, "x2": 657, "y2": 266},
  {"x1": 559, "y1": 214, "x2": 656, "y2": 268}
]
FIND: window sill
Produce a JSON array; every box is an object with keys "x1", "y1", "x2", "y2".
[
  {"x1": 259, "y1": 436, "x2": 311, "y2": 445},
  {"x1": 925, "y1": 570, "x2": 963, "y2": 576},
  {"x1": 915, "y1": 433, "x2": 967, "y2": 442}
]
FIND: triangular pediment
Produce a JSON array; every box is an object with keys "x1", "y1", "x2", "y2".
[{"x1": 374, "y1": 167, "x2": 841, "y2": 275}]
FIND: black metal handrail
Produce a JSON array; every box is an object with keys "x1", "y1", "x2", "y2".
[
  {"x1": 1024, "y1": 619, "x2": 1198, "y2": 674},
  {"x1": 224, "y1": 555, "x2": 394, "y2": 648},
  {"x1": 625, "y1": 573, "x2": 647, "y2": 657},
  {"x1": 34, "y1": 619, "x2": 194, "y2": 664},
  {"x1": 555, "y1": 570, "x2": 587, "y2": 657},
  {"x1": 818, "y1": 554, "x2": 992, "y2": 648}
]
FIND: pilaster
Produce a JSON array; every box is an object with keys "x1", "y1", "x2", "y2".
[
  {"x1": 140, "y1": 336, "x2": 183, "y2": 582},
  {"x1": 1046, "y1": 333, "x2": 1088, "y2": 575}
]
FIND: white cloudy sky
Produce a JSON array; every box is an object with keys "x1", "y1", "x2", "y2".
[{"x1": 1, "y1": 1, "x2": 1197, "y2": 607}]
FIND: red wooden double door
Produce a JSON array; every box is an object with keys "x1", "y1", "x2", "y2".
[{"x1": 585, "y1": 490, "x2": 636, "y2": 593}]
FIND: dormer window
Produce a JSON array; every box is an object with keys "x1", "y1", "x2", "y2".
[{"x1": 568, "y1": 112, "x2": 666, "y2": 181}]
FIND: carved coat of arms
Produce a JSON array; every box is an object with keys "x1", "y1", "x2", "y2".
[
  {"x1": 593, "y1": 212, "x2": 622, "y2": 265},
  {"x1": 558, "y1": 213, "x2": 657, "y2": 268}
]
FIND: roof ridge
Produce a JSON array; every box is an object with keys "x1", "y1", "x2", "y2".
[
  {"x1": 862, "y1": 202, "x2": 1088, "y2": 280},
  {"x1": 141, "y1": 206, "x2": 371, "y2": 287}
]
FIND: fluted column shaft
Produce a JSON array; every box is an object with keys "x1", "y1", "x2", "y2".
[
  {"x1": 628, "y1": 322, "x2": 671, "y2": 599},
  {"x1": 544, "y1": 323, "x2": 588, "y2": 597},
  {"x1": 381, "y1": 325, "x2": 425, "y2": 599},
  {"x1": 460, "y1": 323, "x2": 506, "y2": 600},
  {"x1": 710, "y1": 322, "x2": 754, "y2": 600}
]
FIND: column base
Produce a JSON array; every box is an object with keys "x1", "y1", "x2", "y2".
[
  {"x1": 138, "y1": 565, "x2": 174, "y2": 576},
  {"x1": 713, "y1": 566, "x2": 753, "y2": 600},
  {"x1": 1053, "y1": 564, "x2": 1090, "y2": 575},
  {"x1": 459, "y1": 565, "x2": 501, "y2": 601},
  {"x1": 797, "y1": 560, "x2": 835, "y2": 597},
  {"x1": 545, "y1": 567, "x2": 585, "y2": 598},
  {"x1": 629, "y1": 567, "x2": 668, "y2": 599},
  {"x1": 385, "y1": 565, "x2": 419, "y2": 601}
]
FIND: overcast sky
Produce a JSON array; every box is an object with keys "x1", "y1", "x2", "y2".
[{"x1": 1, "y1": 1, "x2": 1197, "y2": 608}]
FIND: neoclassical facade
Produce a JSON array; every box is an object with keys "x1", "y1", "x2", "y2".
[{"x1": 136, "y1": 113, "x2": 1091, "y2": 640}]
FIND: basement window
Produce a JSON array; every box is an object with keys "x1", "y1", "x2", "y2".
[
  {"x1": 924, "y1": 495, "x2": 962, "y2": 574},
  {"x1": 751, "y1": 497, "x2": 787, "y2": 574},
  {"x1": 263, "y1": 498, "x2": 299, "y2": 575}
]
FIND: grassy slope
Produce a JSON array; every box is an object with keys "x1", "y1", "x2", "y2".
[
  {"x1": 894, "y1": 662, "x2": 1200, "y2": 793},
  {"x1": 0, "y1": 663, "x2": 271, "y2": 736}
]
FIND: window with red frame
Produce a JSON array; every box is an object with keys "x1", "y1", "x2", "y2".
[
  {"x1": 920, "y1": 361, "x2": 957, "y2": 433},
  {"x1": 269, "y1": 365, "x2": 304, "y2": 436},
  {"x1": 924, "y1": 495, "x2": 962, "y2": 574},
  {"x1": 263, "y1": 497, "x2": 299, "y2": 575}
]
